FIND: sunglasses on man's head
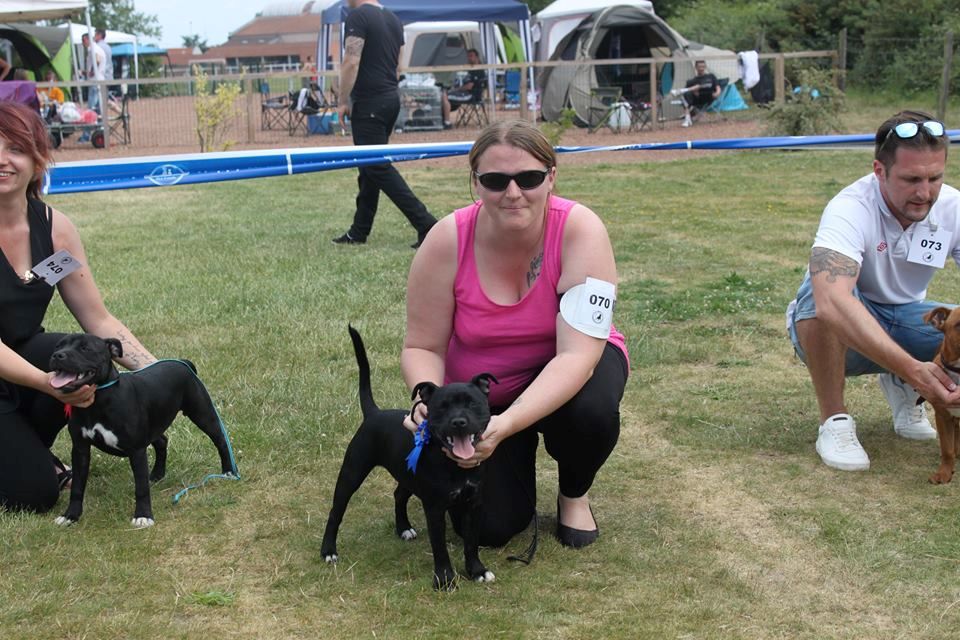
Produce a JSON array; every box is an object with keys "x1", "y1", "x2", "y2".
[
  {"x1": 883, "y1": 120, "x2": 946, "y2": 144},
  {"x1": 474, "y1": 169, "x2": 551, "y2": 191}
]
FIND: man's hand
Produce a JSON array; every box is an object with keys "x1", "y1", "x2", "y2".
[{"x1": 910, "y1": 361, "x2": 960, "y2": 410}]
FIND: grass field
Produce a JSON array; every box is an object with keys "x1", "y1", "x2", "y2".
[{"x1": 5, "y1": 105, "x2": 960, "y2": 639}]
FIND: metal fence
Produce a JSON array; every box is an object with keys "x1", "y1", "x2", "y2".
[{"x1": 39, "y1": 50, "x2": 837, "y2": 155}]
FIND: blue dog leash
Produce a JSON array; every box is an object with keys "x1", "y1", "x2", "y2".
[{"x1": 76, "y1": 359, "x2": 241, "y2": 503}]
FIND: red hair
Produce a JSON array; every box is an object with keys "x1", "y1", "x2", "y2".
[{"x1": 0, "y1": 101, "x2": 52, "y2": 198}]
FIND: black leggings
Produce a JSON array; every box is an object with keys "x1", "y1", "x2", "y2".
[
  {"x1": 0, "y1": 332, "x2": 69, "y2": 513},
  {"x1": 467, "y1": 343, "x2": 628, "y2": 547}
]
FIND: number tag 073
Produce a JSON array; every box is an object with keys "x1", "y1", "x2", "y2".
[{"x1": 907, "y1": 227, "x2": 952, "y2": 268}]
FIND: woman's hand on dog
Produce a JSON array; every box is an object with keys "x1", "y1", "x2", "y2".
[
  {"x1": 45, "y1": 373, "x2": 96, "y2": 408},
  {"x1": 452, "y1": 414, "x2": 513, "y2": 469},
  {"x1": 403, "y1": 401, "x2": 428, "y2": 433}
]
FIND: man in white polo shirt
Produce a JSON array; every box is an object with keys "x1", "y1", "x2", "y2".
[{"x1": 787, "y1": 110, "x2": 960, "y2": 471}]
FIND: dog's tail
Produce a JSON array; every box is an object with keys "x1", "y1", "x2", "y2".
[{"x1": 348, "y1": 325, "x2": 378, "y2": 418}]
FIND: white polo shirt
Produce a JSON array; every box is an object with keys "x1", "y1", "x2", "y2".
[{"x1": 812, "y1": 173, "x2": 960, "y2": 304}]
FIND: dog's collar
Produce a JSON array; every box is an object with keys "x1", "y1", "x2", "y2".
[{"x1": 943, "y1": 362, "x2": 960, "y2": 375}]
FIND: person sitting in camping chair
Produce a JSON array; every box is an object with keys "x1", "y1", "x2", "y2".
[
  {"x1": 440, "y1": 48, "x2": 485, "y2": 129},
  {"x1": 680, "y1": 60, "x2": 721, "y2": 127}
]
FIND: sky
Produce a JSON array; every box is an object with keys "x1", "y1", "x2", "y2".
[{"x1": 132, "y1": 0, "x2": 278, "y2": 49}]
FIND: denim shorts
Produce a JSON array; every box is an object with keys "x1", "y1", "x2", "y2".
[{"x1": 786, "y1": 272, "x2": 950, "y2": 376}]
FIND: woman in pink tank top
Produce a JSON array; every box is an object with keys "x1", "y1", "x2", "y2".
[{"x1": 402, "y1": 121, "x2": 628, "y2": 549}]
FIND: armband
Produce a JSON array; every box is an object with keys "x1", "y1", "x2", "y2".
[{"x1": 559, "y1": 277, "x2": 616, "y2": 339}]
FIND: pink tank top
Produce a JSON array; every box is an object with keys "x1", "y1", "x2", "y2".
[{"x1": 445, "y1": 195, "x2": 628, "y2": 407}]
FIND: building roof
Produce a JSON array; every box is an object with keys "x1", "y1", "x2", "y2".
[
  {"x1": 197, "y1": 41, "x2": 317, "y2": 62},
  {"x1": 229, "y1": 14, "x2": 322, "y2": 40}
]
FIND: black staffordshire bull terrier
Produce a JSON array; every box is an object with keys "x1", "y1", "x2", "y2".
[
  {"x1": 49, "y1": 333, "x2": 237, "y2": 528},
  {"x1": 320, "y1": 326, "x2": 497, "y2": 590}
]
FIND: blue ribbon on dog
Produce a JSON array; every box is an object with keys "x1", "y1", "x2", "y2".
[{"x1": 405, "y1": 420, "x2": 430, "y2": 474}]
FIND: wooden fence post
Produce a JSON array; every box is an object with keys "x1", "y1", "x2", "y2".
[
  {"x1": 939, "y1": 31, "x2": 954, "y2": 122},
  {"x1": 520, "y1": 62, "x2": 529, "y2": 121},
  {"x1": 774, "y1": 54, "x2": 785, "y2": 104},
  {"x1": 245, "y1": 77, "x2": 255, "y2": 143},
  {"x1": 649, "y1": 61, "x2": 657, "y2": 125},
  {"x1": 837, "y1": 28, "x2": 847, "y2": 92}
]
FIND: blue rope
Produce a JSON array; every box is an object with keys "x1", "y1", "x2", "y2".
[
  {"x1": 98, "y1": 359, "x2": 241, "y2": 503},
  {"x1": 405, "y1": 420, "x2": 430, "y2": 474}
]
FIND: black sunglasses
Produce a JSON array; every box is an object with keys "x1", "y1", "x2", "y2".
[{"x1": 474, "y1": 169, "x2": 551, "y2": 191}]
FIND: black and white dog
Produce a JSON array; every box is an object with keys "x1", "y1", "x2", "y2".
[
  {"x1": 320, "y1": 326, "x2": 496, "y2": 590},
  {"x1": 49, "y1": 333, "x2": 236, "y2": 528}
]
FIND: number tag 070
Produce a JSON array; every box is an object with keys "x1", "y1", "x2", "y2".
[{"x1": 560, "y1": 277, "x2": 616, "y2": 339}]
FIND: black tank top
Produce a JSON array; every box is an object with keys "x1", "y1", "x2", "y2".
[{"x1": 0, "y1": 198, "x2": 56, "y2": 348}]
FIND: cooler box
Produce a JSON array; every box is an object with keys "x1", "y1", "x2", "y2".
[{"x1": 307, "y1": 113, "x2": 335, "y2": 135}]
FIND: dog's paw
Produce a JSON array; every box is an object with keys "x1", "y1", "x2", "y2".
[
  {"x1": 131, "y1": 517, "x2": 155, "y2": 529},
  {"x1": 323, "y1": 553, "x2": 338, "y2": 564},
  {"x1": 54, "y1": 515, "x2": 77, "y2": 527},
  {"x1": 473, "y1": 570, "x2": 496, "y2": 583},
  {"x1": 433, "y1": 568, "x2": 458, "y2": 591},
  {"x1": 399, "y1": 527, "x2": 417, "y2": 541}
]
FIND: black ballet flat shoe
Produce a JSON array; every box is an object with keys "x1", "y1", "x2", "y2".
[{"x1": 555, "y1": 497, "x2": 598, "y2": 549}]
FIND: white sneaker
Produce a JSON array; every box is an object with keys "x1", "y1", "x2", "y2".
[
  {"x1": 681, "y1": 115, "x2": 692, "y2": 127},
  {"x1": 816, "y1": 414, "x2": 870, "y2": 471},
  {"x1": 877, "y1": 373, "x2": 937, "y2": 440}
]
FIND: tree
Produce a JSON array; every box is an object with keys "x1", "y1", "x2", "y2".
[
  {"x1": 87, "y1": 0, "x2": 161, "y2": 40},
  {"x1": 182, "y1": 35, "x2": 209, "y2": 53}
]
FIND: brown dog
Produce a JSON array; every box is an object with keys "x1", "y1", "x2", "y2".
[{"x1": 923, "y1": 306, "x2": 960, "y2": 483}]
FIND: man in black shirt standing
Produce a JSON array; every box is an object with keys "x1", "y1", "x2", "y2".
[
  {"x1": 681, "y1": 60, "x2": 721, "y2": 128},
  {"x1": 332, "y1": 0, "x2": 437, "y2": 249}
]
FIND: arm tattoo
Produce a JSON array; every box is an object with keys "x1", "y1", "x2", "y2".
[
  {"x1": 511, "y1": 395, "x2": 524, "y2": 408},
  {"x1": 344, "y1": 36, "x2": 364, "y2": 58},
  {"x1": 809, "y1": 247, "x2": 859, "y2": 283},
  {"x1": 114, "y1": 329, "x2": 154, "y2": 369},
  {"x1": 525, "y1": 251, "x2": 544, "y2": 288}
]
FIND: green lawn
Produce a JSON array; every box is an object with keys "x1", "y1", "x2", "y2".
[{"x1": 5, "y1": 109, "x2": 960, "y2": 639}]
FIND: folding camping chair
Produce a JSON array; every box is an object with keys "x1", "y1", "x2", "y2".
[
  {"x1": 454, "y1": 75, "x2": 488, "y2": 128},
  {"x1": 288, "y1": 83, "x2": 336, "y2": 135},
  {"x1": 108, "y1": 93, "x2": 131, "y2": 144},
  {"x1": 260, "y1": 81, "x2": 290, "y2": 131}
]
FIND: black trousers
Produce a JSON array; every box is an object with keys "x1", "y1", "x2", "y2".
[
  {"x1": 467, "y1": 343, "x2": 629, "y2": 547},
  {"x1": 0, "y1": 332, "x2": 69, "y2": 513},
  {"x1": 346, "y1": 95, "x2": 436, "y2": 241}
]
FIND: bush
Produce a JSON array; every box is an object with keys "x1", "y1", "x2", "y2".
[
  {"x1": 193, "y1": 65, "x2": 243, "y2": 152},
  {"x1": 540, "y1": 108, "x2": 577, "y2": 147},
  {"x1": 764, "y1": 67, "x2": 846, "y2": 136}
]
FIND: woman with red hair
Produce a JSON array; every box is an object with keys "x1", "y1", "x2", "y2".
[{"x1": 0, "y1": 101, "x2": 155, "y2": 513}]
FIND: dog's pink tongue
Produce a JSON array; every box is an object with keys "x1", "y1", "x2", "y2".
[
  {"x1": 50, "y1": 371, "x2": 80, "y2": 389},
  {"x1": 451, "y1": 436, "x2": 475, "y2": 459}
]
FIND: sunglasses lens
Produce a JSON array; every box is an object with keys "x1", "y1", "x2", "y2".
[
  {"x1": 478, "y1": 173, "x2": 511, "y2": 190},
  {"x1": 476, "y1": 170, "x2": 549, "y2": 191},
  {"x1": 514, "y1": 170, "x2": 548, "y2": 189},
  {"x1": 923, "y1": 121, "x2": 946, "y2": 137},
  {"x1": 894, "y1": 122, "x2": 919, "y2": 138}
]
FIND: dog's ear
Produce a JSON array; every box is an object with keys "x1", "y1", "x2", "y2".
[
  {"x1": 412, "y1": 382, "x2": 438, "y2": 404},
  {"x1": 104, "y1": 338, "x2": 123, "y2": 359},
  {"x1": 924, "y1": 307, "x2": 952, "y2": 332},
  {"x1": 470, "y1": 373, "x2": 498, "y2": 396}
]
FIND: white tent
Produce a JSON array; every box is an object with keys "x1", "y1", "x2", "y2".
[
  {"x1": 0, "y1": 1, "x2": 91, "y2": 83},
  {"x1": 67, "y1": 22, "x2": 139, "y2": 82},
  {"x1": 0, "y1": 0, "x2": 87, "y2": 21},
  {"x1": 535, "y1": 0, "x2": 654, "y2": 61}
]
